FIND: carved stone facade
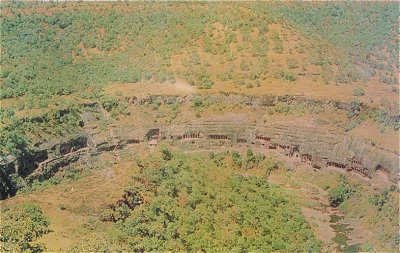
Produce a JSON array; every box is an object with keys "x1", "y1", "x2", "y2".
[{"x1": 1, "y1": 119, "x2": 399, "y2": 197}]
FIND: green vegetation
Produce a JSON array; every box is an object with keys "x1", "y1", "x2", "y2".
[
  {"x1": 275, "y1": 166, "x2": 398, "y2": 252},
  {"x1": 17, "y1": 166, "x2": 89, "y2": 195},
  {"x1": 328, "y1": 175, "x2": 357, "y2": 207},
  {"x1": 198, "y1": 74, "x2": 214, "y2": 89},
  {"x1": 0, "y1": 2, "x2": 398, "y2": 161},
  {"x1": 373, "y1": 110, "x2": 400, "y2": 131},
  {"x1": 0, "y1": 108, "x2": 82, "y2": 198},
  {"x1": 369, "y1": 187, "x2": 391, "y2": 211},
  {"x1": 352, "y1": 87, "x2": 365, "y2": 97},
  {"x1": 76, "y1": 151, "x2": 320, "y2": 251},
  {"x1": 1, "y1": 2, "x2": 397, "y2": 102},
  {"x1": 0, "y1": 2, "x2": 398, "y2": 251},
  {"x1": 230, "y1": 149, "x2": 265, "y2": 169},
  {"x1": 0, "y1": 203, "x2": 49, "y2": 252},
  {"x1": 271, "y1": 31, "x2": 284, "y2": 54},
  {"x1": 0, "y1": 106, "x2": 82, "y2": 156},
  {"x1": 266, "y1": 2, "x2": 398, "y2": 83},
  {"x1": 244, "y1": 148, "x2": 265, "y2": 169},
  {"x1": 281, "y1": 71, "x2": 297, "y2": 82},
  {"x1": 161, "y1": 146, "x2": 173, "y2": 161},
  {"x1": 101, "y1": 96, "x2": 118, "y2": 112},
  {"x1": 264, "y1": 155, "x2": 291, "y2": 176},
  {"x1": 336, "y1": 179, "x2": 399, "y2": 250},
  {"x1": 325, "y1": 175, "x2": 398, "y2": 249},
  {"x1": 231, "y1": 151, "x2": 242, "y2": 168}
]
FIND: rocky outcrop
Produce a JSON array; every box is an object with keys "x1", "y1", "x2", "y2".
[
  {"x1": 87, "y1": 116, "x2": 397, "y2": 181},
  {"x1": 0, "y1": 134, "x2": 88, "y2": 199},
  {"x1": 26, "y1": 147, "x2": 89, "y2": 183},
  {"x1": 1, "y1": 100, "x2": 399, "y2": 199}
]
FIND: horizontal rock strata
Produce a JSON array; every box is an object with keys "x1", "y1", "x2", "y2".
[{"x1": 1, "y1": 109, "x2": 399, "y2": 199}]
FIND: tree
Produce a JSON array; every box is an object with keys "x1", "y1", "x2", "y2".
[
  {"x1": 231, "y1": 151, "x2": 242, "y2": 168},
  {"x1": 369, "y1": 188, "x2": 390, "y2": 211},
  {"x1": 98, "y1": 152, "x2": 320, "y2": 251},
  {"x1": 161, "y1": 146, "x2": 173, "y2": 161},
  {"x1": 0, "y1": 128, "x2": 29, "y2": 157},
  {"x1": 0, "y1": 203, "x2": 49, "y2": 252},
  {"x1": 328, "y1": 175, "x2": 356, "y2": 207},
  {"x1": 101, "y1": 96, "x2": 118, "y2": 112},
  {"x1": 245, "y1": 148, "x2": 256, "y2": 169}
]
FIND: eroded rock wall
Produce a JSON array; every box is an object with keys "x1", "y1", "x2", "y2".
[{"x1": 1, "y1": 101, "x2": 399, "y2": 199}]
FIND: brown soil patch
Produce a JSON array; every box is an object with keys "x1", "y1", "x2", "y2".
[
  {"x1": 1, "y1": 152, "x2": 134, "y2": 251},
  {"x1": 103, "y1": 79, "x2": 197, "y2": 97},
  {"x1": 349, "y1": 122, "x2": 400, "y2": 155}
]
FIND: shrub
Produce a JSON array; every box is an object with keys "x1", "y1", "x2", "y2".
[
  {"x1": 216, "y1": 71, "x2": 232, "y2": 82},
  {"x1": 244, "y1": 149, "x2": 265, "y2": 169},
  {"x1": 344, "y1": 121, "x2": 359, "y2": 132},
  {"x1": 231, "y1": 151, "x2": 242, "y2": 168},
  {"x1": 369, "y1": 188, "x2": 390, "y2": 211},
  {"x1": 274, "y1": 102, "x2": 293, "y2": 115},
  {"x1": 352, "y1": 87, "x2": 365, "y2": 96},
  {"x1": 263, "y1": 156, "x2": 284, "y2": 176},
  {"x1": 240, "y1": 60, "x2": 250, "y2": 71},
  {"x1": 287, "y1": 59, "x2": 298, "y2": 69},
  {"x1": 101, "y1": 96, "x2": 118, "y2": 112},
  {"x1": 198, "y1": 74, "x2": 214, "y2": 89},
  {"x1": 192, "y1": 97, "x2": 203, "y2": 108},
  {"x1": 58, "y1": 204, "x2": 66, "y2": 211},
  {"x1": 161, "y1": 147, "x2": 173, "y2": 161},
  {"x1": 212, "y1": 153, "x2": 226, "y2": 167},
  {"x1": 282, "y1": 71, "x2": 296, "y2": 81},
  {"x1": 272, "y1": 33, "x2": 284, "y2": 54},
  {"x1": 245, "y1": 148, "x2": 256, "y2": 169},
  {"x1": 347, "y1": 100, "x2": 361, "y2": 118},
  {"x1": 0, "y1": 129, "x2": 29, "y2": 156},
  {"x1": 328, "y1": 175, "x2": 356, "y2": 207}
]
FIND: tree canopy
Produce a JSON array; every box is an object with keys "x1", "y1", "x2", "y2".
[
  {"x1": 76, "y1": 151, "x2": 320, "y2": 251},
  {"x1": 0, "y1": 203, "x2": 49, "y2": 252}
]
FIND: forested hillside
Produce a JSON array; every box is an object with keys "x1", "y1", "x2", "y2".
[
  {"x1": 0, "y1": 2, "x2": 398, "y2": 252},
  {"x1": 2, "y1": 149, "x2": 321, "y2": 252},
  {"x1": 72, "y1": 151, "x2": 320, "y2": 252},
  {"x1": 1, "y1": 2, "x2": 397, "y2": 100},
  {"x1": 1, "y1": 1, "x2": 398, "y2": 157}
]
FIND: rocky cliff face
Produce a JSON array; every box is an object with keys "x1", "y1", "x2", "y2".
[
  {"x1": 256, "y1": 122, "x2": 398, "y2": 177},
  {"x1": 1, "y1": 96, "x2": 399, "y2": 199}
]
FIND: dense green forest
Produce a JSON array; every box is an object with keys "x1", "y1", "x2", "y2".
[{"x1": 70, "y1": 151, "x2": 320, "y2": 251}]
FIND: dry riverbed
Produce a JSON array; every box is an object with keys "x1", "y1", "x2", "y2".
[{"x1": 268, "y1": 165, "x2": 375, "y2": 252}]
